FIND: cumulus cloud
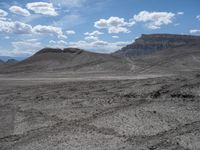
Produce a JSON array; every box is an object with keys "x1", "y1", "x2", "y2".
[
  {"x1": 9, "y1": 6, "x2": 30, "y2": 16},
  {"x1": 84, "y1": 30, "x2": 103, "y2": 36},
  {"x1": 58, "y1": 34, "x2": 68, "y2": 39},
  {"x1": 0, "y1": 20, "x2": 66, "y2": 38},
  {"x1": 32, "y1": 25, "x2": 63, "y2": 36},
  {"x1": 49, "y1": 40, "x2": 68, "y2": 48},
  {"x1": 94, "y1": 17, "x2": 135, "y2": 34},
  {"x1": 26, "y1": 2, "x2": 58, "y2": 16},
  {"x1": 84, "y1": 30, "x2": 103, "y2": 41},
  {"x1": 190, "y1": 29, "x2": 200, "y2": 34},
  {"x1": 84, "y1": 36, "x2": 99, "y2": 41},
  {"x1": 66, "y1": 30, "x2": 76, "y2": 35},
  {"x1": 0, "y1": 20, "x2": 32, "y2": 34},
  {"x1": 109, "y1": 26, "x2": 130, "y2": 34},
  {"x1": 0, "y1": 9, "x2": 8, "y2": 17},
  {"x1": 133, "y1": 11, "x2": 175, "y2": 29}
]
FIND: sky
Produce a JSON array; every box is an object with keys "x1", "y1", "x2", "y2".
[{"x1": 0, "y1": 0, "x2": 200, "y2": 57}]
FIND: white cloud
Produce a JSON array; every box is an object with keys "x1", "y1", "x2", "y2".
[
  {"x1": 133, "y1": 11, "x2": 175, "y2": 29},
  {"x1": 55, "y1": 40, "x2": 67, "y2": 45},
  {"x1": 196, "y1": 15, "x2": 200, "y2": 21},
  {"x1": 49, "y1": 40, "x2": 68, "y2": 48},
  {"x1": 0, "y1": 20, "x2": 66, "y2": 38},
  {"x1": 0, "y1": 9, "x2": 8, "y2": 17},
  {"x1": 0, "y1": 20, "x2": 32, "y2": 34},
  {"x1": 26, "y1": 39, "x2": 38, "y2": 42},
  {"x1": 177, "y1": 12, "x2": 184, "y2": 15},
  {"x1": 108, "y1": 26, "x2": 130, "y2": 34},
  {"x1": 112, "y1": 36, "x2": 119, "y2": 39},
  {"x1": 33, "y1": 25, "x2": 63, "y2": 36},
  {"x1": 66, "y1": 30, "x2": 76, "y2": 35},
  {"x1": 84, "y1": 30, "x2": 103, "y2": 36},
  {"x1": 49, "y1": 40, "x2": 56, "y2": 44},
  {"x1": 190, "y1": 29, "x2": 200, "y2": 34},
  {"x1": 58, "y1": 34, "x2": 68, "y2": 39},
  {"x1": 26, "y1": 2, "x2": 58, "y2": 16},
  {"x1": 84, "y1": 30, "x2": 103, "y2": 42},
  {"x1": 94, "y1": 16, "x2": 135, "y2": 34},
  {"x1": 84, "y1": 36, "x2": 99, "y2": 41},
  {"x1": 9, "y1": 6, "x2": 30, "y2": 16}
]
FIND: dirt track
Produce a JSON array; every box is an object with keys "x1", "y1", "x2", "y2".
[{"x1": 0, "y1": 73, "x2": 200, "y2": 150}]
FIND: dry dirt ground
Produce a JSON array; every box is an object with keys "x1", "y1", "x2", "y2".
[{"x1": 0, "y1": 73, "x2": 200, "y2": 150}]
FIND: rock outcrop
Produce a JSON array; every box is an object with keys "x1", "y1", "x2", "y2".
[
  {"x1": 35, "y1": 48, "x2": 83, "y2": 55},
  {"x1": 35, "y1": 48, "x2": 63, "y2": 55},
  {"x1": 116, "y1": 34, "x2": 200, "y2": 57}
]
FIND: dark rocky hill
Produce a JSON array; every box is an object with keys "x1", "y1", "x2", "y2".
[
  {"x1": 0, "y1": 48, "x2": 131, "y2": 74},
  {"x1": 6, "y1": 59, "x2": 18, "y2": 63},
  {"x1": 116, "y1": 34, "x2": 200, "y2": 57}
]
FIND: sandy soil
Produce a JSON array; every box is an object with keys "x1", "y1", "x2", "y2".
[{"x1": 0, "y1": 73, "x2": 200, "y2": 150}]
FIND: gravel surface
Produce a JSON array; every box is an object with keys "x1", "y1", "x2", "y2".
[{"x1": 0, "y1": 73, "x2": 200, "y2": 150}]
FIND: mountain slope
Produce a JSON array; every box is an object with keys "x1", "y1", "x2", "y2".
[
  {"x1": 0, "y1": 56, "x2": 25, "y2": 61},
  {"x1": 1, "y1": 48, "x2": 132, "y2": 74},
  {"x1": 0, "y1": 59, "x2": 4, "y2": 69},
  {"x1": 132, "y1": 44, "x2": 200, "y2": 74}
]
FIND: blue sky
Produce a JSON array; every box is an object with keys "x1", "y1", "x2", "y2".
[{"x1": 0, "y1": 0, "x2": 200, "y2": 57}]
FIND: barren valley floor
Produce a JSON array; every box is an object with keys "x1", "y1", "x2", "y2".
[{"x1": 0, "y1": 73, "x2": 200, "y2": 150}]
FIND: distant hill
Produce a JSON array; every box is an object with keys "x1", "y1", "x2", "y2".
[
  {"x1": 0, "y1": 59, "x2": 19, "y2": 70},
  {"x1": 0, "y1": 59, "x2": 4, "y2": 70},
  {"x1": 5, "y1": 59, "x2": 19, "y2": 65},
  {"x1": 0, "y1": 48, "x2": 131, "y2": 74},
  {"x1": 0, "y1": 56, "x2": 25, "y2": 61},
  {"x1": 116, "y1": 34, "x2": 200, "y2": 57}
]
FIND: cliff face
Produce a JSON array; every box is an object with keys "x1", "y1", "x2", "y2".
[{"x1": 116, "y1": 34, "x2": 200, "y2": 57}]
